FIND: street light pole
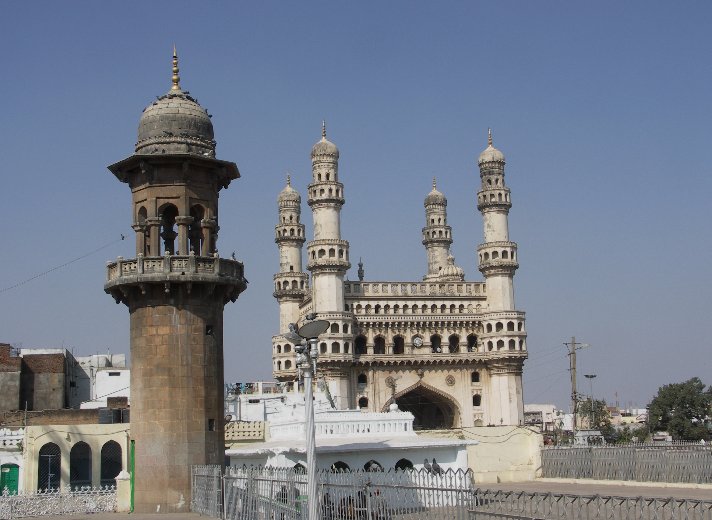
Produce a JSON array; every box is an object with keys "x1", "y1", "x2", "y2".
[
  {"x1": 288, "y1": 318, "x2": 330, "y2": 520},
  {"x1": 302, "y1": 337, "x2": 319, "y2": 520}
]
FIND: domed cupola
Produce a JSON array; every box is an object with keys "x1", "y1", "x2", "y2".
[
  {"x1": 425, "y1": 178, "x2": 447, "y2": 206},
  {"x1": 278, "y1": 175, "x2": 301, "y2": 204},
  {"x1": 439, "y1": 254, "x2": 465, "y2": 281},
  {"x1": 311, "y1": 121, "x2": 339, "y2": 160},
  {"x1": 135, "y1": 48, "x2": 216, "y2": 157},
  {"x1": 478, "y1": 129, "x2": 505, "y2": 165}
]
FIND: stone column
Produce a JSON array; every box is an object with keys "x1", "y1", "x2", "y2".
[
  {"x1": 132, "y1": 223, "x2": 146, "y2": 256},
  {"x1": 201, "y1": 218, "x2": 216, "y2": 256},
  {"x1": 175, "y1": 216, "x2": 193, "y2": 255},
  {"x1": 145, "y1": 217, "x2": 161, "y2": 256}
]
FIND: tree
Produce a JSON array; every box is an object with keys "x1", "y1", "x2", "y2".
[
  {"x1": 648, "y1": 377, "x2": 712, "y2": 441},
  {"x1": 578, "y1": 398, "x2": 616, "y2": 442}
]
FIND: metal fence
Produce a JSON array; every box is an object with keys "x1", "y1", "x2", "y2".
[
  {"x1": 541, "y1": 444, "x2": 712, "y2": 483},
  {"x1": 470, "y1": 489, "x2": 712, "y2": 520},
  {"x1": 194, "y1": 465, "x2": 476, "y2": 519},
  {"x1": 0, "y1": 486, "x2": 116, "y2": 519}
]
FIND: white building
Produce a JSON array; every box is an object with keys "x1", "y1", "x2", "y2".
[
  {"x1": 68, "y1": 353, "x2": 129, "y2": 409},
  {"x1": 225, "y1": 386, "x2": 475, "y2": 473},
  {"x1": 272, "y1": 127, "x2": 527, "y2": 428}
]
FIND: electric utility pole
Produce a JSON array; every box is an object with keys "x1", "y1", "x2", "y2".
[{"x1": 564, "y1": 337, "x2": 589, "y2": 436}]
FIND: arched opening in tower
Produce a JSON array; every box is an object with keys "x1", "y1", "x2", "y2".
[{"x1": 395, "y1": 386, "x2": 456, "y2": 430}]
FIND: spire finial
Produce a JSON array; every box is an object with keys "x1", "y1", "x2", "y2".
[
  {"x1": 487, "y1": 128, "x2": 493, "y2": 146},
  {"x1": 171, "y1": 45, "x2": 181, "y2": 91},
  {"x1": 286, "y1": 174, "x2": 291, "y2": 186},
  {"x1": 432, "y1": 177, "x2": 437, "y2": 190},
  {"x1": 322, "y1": 120, "x2": 327, "y2": 139}
]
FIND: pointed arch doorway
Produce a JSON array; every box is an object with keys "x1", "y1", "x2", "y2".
[{"x1": 382, "y1": 381, "x2": 459, "y2": 430}]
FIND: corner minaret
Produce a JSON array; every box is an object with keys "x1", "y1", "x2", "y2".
[
  {"x1": 477, "y1": 129, "x2": 517, "y2": 309},
  {"x1": 273, "y1": 175, "x2": 308, "y2": 380},
  {"x1": 104, "y1": 50, "x2": 247, "y2": 512},
  {"x1": 306, "y1": 122, "x2": 353, "y2": 407},
  {"x1": 476, "y1": 129, "x2": 527, "y2": 425},
  {"x1": 422, "y1": 178, "x2": 455, "y2": 280}
]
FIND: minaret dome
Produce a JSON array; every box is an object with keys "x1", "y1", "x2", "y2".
[
  {"x1": 478, "y1": 129, "x2": 505, "y2": 165},
  {"x1": 311, "y1": 121, "x2": 340, "y2": 159},
  {"x1": 135, "y1": 48, "x2": 216, "y2": 157}
]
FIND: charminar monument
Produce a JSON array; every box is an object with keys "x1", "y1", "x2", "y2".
[{"x1": 272, "y1": 125, "x2": 527, "y2": 429}]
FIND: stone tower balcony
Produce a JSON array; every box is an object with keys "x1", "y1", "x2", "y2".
[
  {"x1": 477, "y1": 188, "x2": 512, "y2": 211},
  {"x1": 306, "y1": 240, "x2": 351, "y2": 272},
  {"x1": 307, "y1": 180, "x2": 345, "y2": 207},
  {"x1": 477, "y1": 242, "x2": 519, "y2": 276},
  {"x1": 275, "y1": 223, "x2": 306, "y2": 244},
  {"x1": 105, "y1": 252, "x2": 246, "y2": 305},
  {"x1": 273, "y1": 272, "x2": 309, "y2": 299}
]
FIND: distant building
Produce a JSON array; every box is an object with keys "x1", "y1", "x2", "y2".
[
  {"x1": 524, "y1": 404, "x2": 561, "y2": 433},
  {"x1": 0, "y1": 344, "x2": 129, "y2": 412}
]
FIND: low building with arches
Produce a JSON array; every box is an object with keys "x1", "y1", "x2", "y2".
[
  {"x1": 272, "y1": 130, "x2": 527, "y2": 429},
  {"x1": 22, "y1": 424, "x2": 128, "y2": 492}
]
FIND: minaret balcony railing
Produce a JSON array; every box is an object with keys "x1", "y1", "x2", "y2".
[
  {"x1": 106, "y1": 253, "x2": 244, "y2": 284},
  {"x1": 478, "y1": 259, "x2": 519, "y2": 274},
  {"x1": 105, "y1": 252, "x2": 246, "y2": 303},
  {"x1": 275, "y1": 224, "x2": 306, "y2": 243},
  {"x1": 307, "y1": 258, "x2": 351, "y2": 271}
]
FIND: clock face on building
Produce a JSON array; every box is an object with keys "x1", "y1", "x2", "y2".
[{"x1": 412, "y1": 336, "x2": 423, "y2": 348}]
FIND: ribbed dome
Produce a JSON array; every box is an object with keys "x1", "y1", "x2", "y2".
[
  {"x1": 278, "y1": 176, "x2": 301, "y2": 203},
  {"x1": 440, "y1": 255, "x2": 465, "y2": 281},
  {"x1": 311, "y1": 122, "x2": 339, "y2": 159},
  {"x1": 135, "y1": 51, "x2": 216, "y2": 156},
  {"x1": 478, "y1": 129, "x2": 505, "y2": 165},
  {"x1": 425, "y1": 178, "x2": 446, "y2": 206}
]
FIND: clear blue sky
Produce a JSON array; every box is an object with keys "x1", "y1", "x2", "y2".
[{"x1": 1, "y1": 2, "x2": 710, "y2": 410}]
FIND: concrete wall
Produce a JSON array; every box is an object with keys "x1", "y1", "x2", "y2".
[
  {"x1": 20, "y1": 354, "x2": 66, "y2": 411},
  {"x1": 463, "y1": 426, "x2": 542, "y2": 483},
  {"x1": 0, "y1": 345, "x2": 21, "y2": 412}
]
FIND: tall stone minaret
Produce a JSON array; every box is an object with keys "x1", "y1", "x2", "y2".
[
  {"x1": 422, "y1": 178, "x2": 454, "y2": 280},
  {"x1": 476, "y1": 129, "x2": 527, "y2": 425},
  {"x1": 272, "y1": 176, "x2": 308, "y2": 381},
  {"x1": 306, "y1": 122, "x2": 353, "y2": 408},
  {"x1": 104, "y1": 50, "x2": 247, "y2": 512}
]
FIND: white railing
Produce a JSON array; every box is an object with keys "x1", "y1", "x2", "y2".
[
  {"x1": 269, "y1": 411, "x2": 414, "y2": 440},
  {"x1": 0, "y1": 487, "x2": 116, "y2": 518},
  {"x1": 0, "y1": 428, "x2": 23, "y2": 448}
]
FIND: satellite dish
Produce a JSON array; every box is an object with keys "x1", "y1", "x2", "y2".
[
  {"x1": 298, "y1": 320, "x2": 330, "y2": 339},
  {"x1": 283, "y1": 331, "x2": 304, "y2": 344}
]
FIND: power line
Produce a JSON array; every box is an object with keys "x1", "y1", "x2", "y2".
[{"x1": 0, "y1": 234, "x2": 125, "y2": 295}]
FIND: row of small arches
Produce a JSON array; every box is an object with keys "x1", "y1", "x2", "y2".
[
  {"x1": 292, "y1": 459, "x2": 414, "y2": 473},
  {"x1": 485, "y1": 321, "x2": 524, "y2": 333},
  {"x1": 136, "y1": 203, "x2": 208, "y2": 256},
  {"x1": 354, "y1": 303, "x2": 481, "y2": 315},
  {"x1": 424, "y1": 229, "x2": 450, "y2": 239},
  {"x1": 277, "y1": 227, "x2": 304, "y2": 238},
  {"x1": 274, "y1": 344, "x2": 293, "y2": 354},
  {"x1": 311, "y1": 248, "x2": 348, "y2": 260},
  {"x1": 37, "y1": 441, "x2": 122, "y2": 491},
  {"x1": 356, "y1": 371, "x2": 482, "y2": 387},
  {"x1": 354, "y1": 334, "x2": 479, "y2": 355},
  {"x1": 480, "y1": 249, "x2": 516, "y2": 262},
  {"x1": 275, "y1": 280, "x2": 307, "y2": 291},
  {"x1": 479, "y1": 192, "x2": 510, "y2": 203},
  {"x1": 429, "y1": 217, "x2": 445, "y2": 225},
  {"x1": 310, "y1": 187, "x2": 342, "y2": 198},
  {"x1": 275, "y1": 359, "x2": 293, "y2": 370}
]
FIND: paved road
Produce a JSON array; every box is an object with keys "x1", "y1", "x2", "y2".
[{"x1": 478, "y1": 478, "x2": 712, "y2": 501}]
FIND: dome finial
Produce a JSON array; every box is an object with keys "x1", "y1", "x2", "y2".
[
  {"x1": 286, "y1": 174, "x2": 291, "y2": 186},
  {"x1": 171, "y1": 45, "x2": 181, "y2": 91},
  {"x1": 488, "y1": 128, "x2": 493, "y2": 146},
  {"x1": 322, "y1": 120, "x2": 327, "y2": 139},
  {"x1": 432, "y1": 177, "x2": 437, "y2": 190}
]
